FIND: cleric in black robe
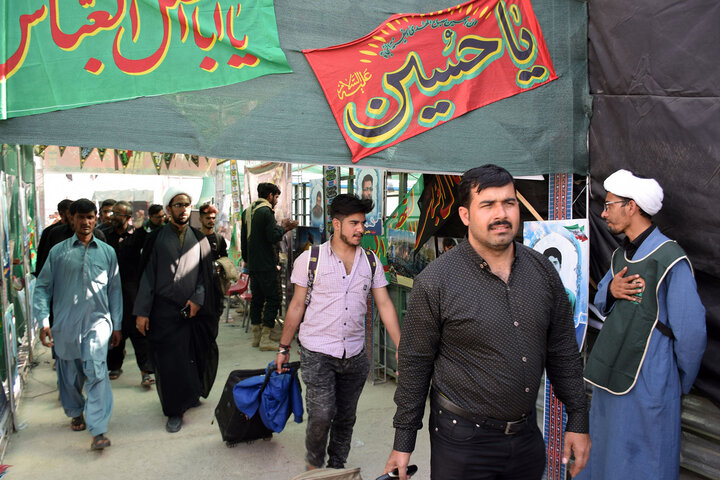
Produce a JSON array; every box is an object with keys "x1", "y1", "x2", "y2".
[{"x1": 133, "y1": 187, "x2": 222, "y2": 433}]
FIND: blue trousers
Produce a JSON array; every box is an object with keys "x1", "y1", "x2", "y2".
[{"x1": 56, "y1": 331, "x2": 113, "y2": 436}]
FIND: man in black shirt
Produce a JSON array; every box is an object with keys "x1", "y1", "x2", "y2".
[
  {"x1": 104, "y1": 201, "x2": 153, "y2": 386},
  {"x1": 98, "y1": 199, "x2": 116, "y2": 233},
  {"x1": 143, "y1": 204, "x2": 166, "y2": 232},
  {"x1": 384, "y1": 164, "x2": 590, "y2": 480},
  {"x1": 34, "y1": 199, "x2": 73, "y2": 277},
  {"x1": 43, "y1": 201, "x2": 108, "y2": 251},
  {"x1": 198, "y1": 203, "x2": 228, "y2": 260},
  {"x1": 199, "y1": 203, "x2": 229, "y2": 317}
]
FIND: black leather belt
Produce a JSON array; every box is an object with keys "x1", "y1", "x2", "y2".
[{"x1": 431, "y1": 389, "x2": 529, "y2": 435}]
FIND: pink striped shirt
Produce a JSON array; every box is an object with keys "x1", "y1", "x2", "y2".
[{"x1": 291, "y1": 240, "x2": 387, "y2": 358}]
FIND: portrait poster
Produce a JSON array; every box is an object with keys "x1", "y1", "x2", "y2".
[
  {"x1": 309, "y1": 179, "x2": 325, "y2": 232},
  {"x1": 523, "y1": 219, "x2": 589, "y2": 349},
  {"x1": 355, "y1": 168, "x2": 382, "y2": 235},
  {"x1": 243, "y1": 162, "x2": 291, "y2": 221}
]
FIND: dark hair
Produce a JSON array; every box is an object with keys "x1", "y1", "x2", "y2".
[
  {"x1": 70, "y1": 198, "x2": 97, "y2": 215},
  {"x1": 329, "y1": 194, "x2": 373, "y2": 220},
  {"x1": 362, "y1": 175, "x2": 373, "y2": 185},
  {"x1": 57, "y1": 199, "x2": 73, "y2": 213},
  {"x1": 199, "y1": 203, "x2": 218, "y2": 216},
  {"x1": 257, "y1": 183, "x2": 280, "y2": 199},
  {"x1": 148, "y1": 204, "x2": 164, "y2": 216},
  {"x1": 543, "y1": 247, "x2": 562, "y2": 264},
  {"x1": 101, "y1": 199, "x2": 117, "y2": 209},
  {"x1": 458, "y1": 164, "x2": 515, "y2": 208},
  {"x1": 115, "y1": 200, "x2": 132, "y2": 214},
  {"x1": 442, "y1": 237, "x2": 457, "y2": 249}
]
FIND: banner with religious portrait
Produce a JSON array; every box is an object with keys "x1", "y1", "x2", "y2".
[
  {"x1": 304, "y1": 0, "x2": 556, "y2": 162},
  {"x1": 309, "y1": 179, "x2": 325, "y2": 232},
  {"x1": 354, "y1": 168, "x2": 383, "y2": 235},
  {"x1": 523, "y1": 219, "x2": 589, "y2": 349}
]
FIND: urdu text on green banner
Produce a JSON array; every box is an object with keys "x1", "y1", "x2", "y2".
[{"x1": 0, "y1": 0, "x2": 291, "y2": 119}]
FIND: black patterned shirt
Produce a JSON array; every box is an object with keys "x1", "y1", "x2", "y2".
[{"x1": 392, "y1": 239, "x2": 588, "y2": 452}]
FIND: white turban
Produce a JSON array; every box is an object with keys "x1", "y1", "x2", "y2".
[
  {"x1": 603, "y1": 169, "x2": 663, "y2": 215},
  {"x1": 162, "y1": 186, "x2": 192, "y2": 208}
]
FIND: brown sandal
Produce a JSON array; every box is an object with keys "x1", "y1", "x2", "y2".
[
  {"x1": 71, "y1": 415, "x2": 86, "y2": 431},
  {"x1": 91, "y1": 434, "x2": 111, "y2": 450}
]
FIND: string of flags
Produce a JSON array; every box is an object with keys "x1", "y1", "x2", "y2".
[{"x1": 36, "y1": 146, "x2": 214, "y2": 174}]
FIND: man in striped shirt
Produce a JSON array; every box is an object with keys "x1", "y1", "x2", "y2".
[{"x1": 276, "y1": 194, "x2": 401, "y2": 470}]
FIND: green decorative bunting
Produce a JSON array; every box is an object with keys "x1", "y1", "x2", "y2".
[
  {"x1": 58, "y1": 146, "x2": 67, "y2": 156},
  {"x1": 151, "y1": 152, "x2": 163, "y2": 175},
  {"x1": 80, "y1": 147, "x2": 93, "y2": 167},
  {"x1": 117, "y1": 150, "x2": 130, "y2": 169},
  {"x1": 97, "y1": 148, "x2": 107, "y2": 161},
  {"x1": 162, "y1": 153, "x2": 174, "y2": 170}
]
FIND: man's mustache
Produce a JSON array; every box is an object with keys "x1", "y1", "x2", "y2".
[{"x1": 488, "y1": 220, "x2": 512, "y2": 230}]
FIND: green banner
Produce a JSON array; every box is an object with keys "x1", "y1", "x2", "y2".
[{"x1": 1, "y1": 0, "x2": 291, "y2": 119}]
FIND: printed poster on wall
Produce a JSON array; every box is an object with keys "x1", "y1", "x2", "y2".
[
  {"x1": 523, "y1": 219, "x2": 589, "y2": 349},
  {"x1": 355, "y1": 168, "x2": 382, "y2": 235},
  {"x1": 304, "y1": 0, "x2": 557, "y2": 162},
  {"x1": 309, "y1": 179, "x2": 324, "y2": 232}
]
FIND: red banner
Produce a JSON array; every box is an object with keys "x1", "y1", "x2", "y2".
[{"x1": 304, "y1": 0, "x2": 556, "y2": 163}]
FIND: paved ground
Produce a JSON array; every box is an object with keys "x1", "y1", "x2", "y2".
[{"x1": 4, "y1": 310, "x2": 431, "y2": 480}]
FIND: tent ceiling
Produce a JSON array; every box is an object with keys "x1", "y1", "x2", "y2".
[{"x1": 0, "y1": 1, "x2": 589, "y2": 176}]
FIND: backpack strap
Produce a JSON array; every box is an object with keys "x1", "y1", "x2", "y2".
[
  {"x1": 363, "y1": 249, "x2": 376, "y2": 287},
  {"x1": 304, "y1": 245, "x2": 321, "y2": 307}
]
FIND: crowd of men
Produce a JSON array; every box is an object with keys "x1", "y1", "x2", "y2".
[
  {"x1": 31, "y1": 167, "x2": 706, "y2": 480},
  {"x1": 33, "y1": 190, "x2": 229, "y2": 447}
]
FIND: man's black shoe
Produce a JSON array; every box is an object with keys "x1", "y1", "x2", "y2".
[{"x1": 166, "y1": 415, "x2": 182, "y2": 433}]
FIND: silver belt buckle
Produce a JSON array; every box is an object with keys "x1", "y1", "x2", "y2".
[{"x1": 504, "y1": 419, "x2": 521, "y2": 435}]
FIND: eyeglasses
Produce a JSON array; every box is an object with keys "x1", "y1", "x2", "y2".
[
  {"x1": 603, "y1": 200, "x2": 628, "y2": 211},
  {"x1": 109, "y1": 212, "x2": 130, "y2": 218},
  {"x1": 171, "y1": 202, "x2": 191, "y2": 209}
]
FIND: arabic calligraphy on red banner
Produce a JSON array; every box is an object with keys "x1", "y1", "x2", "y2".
[{"x1": 304, "y1": 0, "x2": 556, "y2": 163}]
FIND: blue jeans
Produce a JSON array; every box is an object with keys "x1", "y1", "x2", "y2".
[
  {"x1": 429, "y1": 400, "x2": 545, "y2": 479},
  {"x1": 300, "y1": 346, "x2": 370, "y2": 468}
]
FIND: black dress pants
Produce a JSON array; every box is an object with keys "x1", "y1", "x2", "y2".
[{"x1": 429, "y1": 401, "x2": 545, "y2": 480}]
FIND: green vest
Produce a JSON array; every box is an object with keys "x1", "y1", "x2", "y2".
[{"x1": 584, "y1": 240, "x2": 688, "y2": 395}]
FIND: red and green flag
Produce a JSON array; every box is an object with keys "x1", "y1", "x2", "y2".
[
  {"x1": 1, "y1": 0, "x2": 290, "y2": 119},
  {"x1": 304, "y1": 0, "x2": 556, "y2": 163}
]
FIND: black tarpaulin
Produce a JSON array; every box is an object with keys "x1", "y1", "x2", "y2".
[{"x1": 588, "y1": 0, "x2": 720, "y2": 405}]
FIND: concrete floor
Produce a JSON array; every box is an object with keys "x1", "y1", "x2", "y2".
[{"x1": 3, "y1": 310, "x2": 431, "y2": 480}]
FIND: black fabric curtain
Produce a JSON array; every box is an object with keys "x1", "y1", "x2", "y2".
[{"x1": 588, "y1": 0, "x2": 720, "y2": 405}]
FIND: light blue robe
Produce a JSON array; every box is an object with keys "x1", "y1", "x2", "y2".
[
  {"x1": 577, "y1": 228, "x2": 706, "y2": 480},
  {"x1": 33, "y1": 234, "x2": 122, "y2": 435}
]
